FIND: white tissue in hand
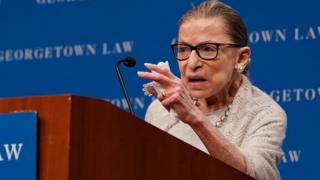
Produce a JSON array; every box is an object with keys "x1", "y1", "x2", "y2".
[{"x1": 142, "y1": 61, "x2": 170, "y2": 96}]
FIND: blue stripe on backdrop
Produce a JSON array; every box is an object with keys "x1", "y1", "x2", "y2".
[{"x1": 0, "y1": 0, "x2": 319, "y2": 179}]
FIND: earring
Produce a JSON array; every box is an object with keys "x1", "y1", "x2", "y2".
[{"x1": 236, "y1": 65, "x2": 244, "y2": 73}]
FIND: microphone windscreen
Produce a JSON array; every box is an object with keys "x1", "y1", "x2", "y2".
[{"x1": 123, "y1": 56, "x2": 136, "y2": 67}]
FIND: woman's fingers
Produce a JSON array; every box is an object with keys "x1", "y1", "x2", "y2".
[
  {"x1": 144, "y1": 63, "x2": 179, "y2": 81},
  {"x1": 160, "y1": 86, "x2": 192, "y2": 108},
  {"x1": 137, "y1": 62, "x2": 196, "y2": 117},
  {"x1": 137, "y1": 71, "x2": 172, "y2": 87},
  {"x1": 161, "y1": 90, "x2": 199, "y2": 124}
]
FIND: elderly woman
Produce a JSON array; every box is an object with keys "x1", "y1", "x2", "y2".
[{"x1": 137, "y1": 0, "x2": 287, "y2": 179}]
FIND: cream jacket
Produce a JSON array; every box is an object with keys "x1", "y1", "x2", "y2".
[{"x1": 145, "y1": 76, "x2": 287, "y2": 180}]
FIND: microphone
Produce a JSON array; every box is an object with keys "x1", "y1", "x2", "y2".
[{"x1": 115, "y1": 56, "x2": 136, "y2": 115}]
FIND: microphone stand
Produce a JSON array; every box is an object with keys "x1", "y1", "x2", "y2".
[{"x1": 115, "y1": 58, "x2": 135, "y2": 115}]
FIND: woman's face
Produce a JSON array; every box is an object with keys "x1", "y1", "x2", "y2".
[{"x1": 178, "y1": 17, "x2": 243, "y2": 99}]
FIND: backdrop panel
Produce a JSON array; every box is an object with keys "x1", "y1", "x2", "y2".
[{"x1": 0, "y1": 0, "x2": 319, "y2": 179}]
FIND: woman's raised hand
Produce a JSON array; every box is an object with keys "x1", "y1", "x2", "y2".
[{"x1": 138, "y1": 63, "x2": 202, "y2": 125}]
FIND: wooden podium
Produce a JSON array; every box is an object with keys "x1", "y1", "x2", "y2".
[{"x1": 0, "y1": 95, "x2": 253, "y2": 180}]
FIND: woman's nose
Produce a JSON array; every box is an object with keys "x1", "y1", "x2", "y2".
[{"x1": 187, "y1": 50, "x2": 203, "y2": 70}]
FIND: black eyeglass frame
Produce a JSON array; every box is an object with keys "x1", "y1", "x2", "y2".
[{"x1": 170, "y1": 42, "x2": 245, "y2": 61}]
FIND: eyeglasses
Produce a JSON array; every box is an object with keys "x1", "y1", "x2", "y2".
[{"x1": 170, "y1": 42, "x2": 244, "y2": 61}]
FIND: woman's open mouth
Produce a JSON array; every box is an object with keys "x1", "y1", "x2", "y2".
[{"x1": 187, "y1": 76, "x2": 208, "y2": 87}]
